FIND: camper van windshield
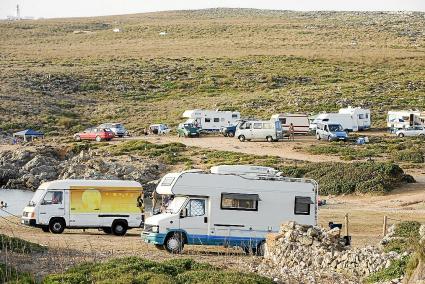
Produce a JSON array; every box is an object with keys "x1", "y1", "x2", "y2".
[
  {"x1": 166, "y1": 196, "x2": 187, "y2": 214},
  {"x1": 28, "y1": 189, "x2": 45, "y2": 206}
]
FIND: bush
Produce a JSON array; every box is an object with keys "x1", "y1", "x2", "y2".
[
  {"x1": 365, "y1": 255, "x2": 410, "y2": 283},
  {"x1": 0, "y1": 234, "x2": 47, "y2": 254},
  {"x1": 0, "y1": 263, "x2": 34, "y2": 284},
  {"x1": 394, "y1": 221, "x2": 422, "y2": 238},
  {"x1": 394, "y1": 149, "x2": 424, "y2": 163}
]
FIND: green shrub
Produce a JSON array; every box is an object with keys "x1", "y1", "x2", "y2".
[
  {"x1": 383, "y1": 239, "x2": 409, "y2": 254},
  {"x1": 394, "y1": 149, "x2": 424, "y2": 163},
  {"x1": 0, "y1": 234, "x2": 46, "y2": 254},
  {"x1": 365, "y1": 255, "x2": 410, "y2": 283},
  {"x1": 0, "y1": 263, "x2": 34, "y2": 284},
  {"x1": 394, "y1": 221, "x2": 421, "y2": 238}
]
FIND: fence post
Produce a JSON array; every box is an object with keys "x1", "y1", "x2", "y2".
[
  {"x1": 344, "y1": 213, "x2": 349, "y2": 236},
  {"x1": 383, "y1": 215, "x2": 388, "y2": 237}
]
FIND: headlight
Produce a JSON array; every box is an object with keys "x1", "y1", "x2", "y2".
[{"x1": 152, "y1": 226, "x2": 159, "y2": 233}]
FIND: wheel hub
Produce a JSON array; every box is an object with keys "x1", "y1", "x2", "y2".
[{"x1": 168, "y1": 238, "x2": 179, "y2": 250}]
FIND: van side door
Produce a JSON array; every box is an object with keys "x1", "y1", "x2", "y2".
[
  {"x1": 38, "y1": 190, "x2": 65, "y2": 226},
  {"x1": 179, "y1": 198, "x2": 209, "y2": 245}
]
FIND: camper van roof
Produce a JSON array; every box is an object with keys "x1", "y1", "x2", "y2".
[
  {"x1": 271, "y1": 113, "x2": 308, "y2": 118},
  {"x1": 38, "y1": 179, "x2": 142, "y2": 190},
  {"x1": 210, "y1": 165, "x2": 278, "y2": 176}
]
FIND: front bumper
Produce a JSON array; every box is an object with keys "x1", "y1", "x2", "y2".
[
  {"x1": 330, "y1": 136, "x2": 347, "y2": 141},
  {"x1": 21, "y1": 218, "x2": 37, "y2": 227},
  {"x1": 141, "y1": 232, "x2": 166, "y2": 245}
]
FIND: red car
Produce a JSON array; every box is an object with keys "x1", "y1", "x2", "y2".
[{"x1": 74, "y1": 128, "x2": 114, "y2": 142}]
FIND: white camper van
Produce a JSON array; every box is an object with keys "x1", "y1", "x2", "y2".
[
  {"x1": 141, "y1": 165, "x2": 318, "y2": 254},
  {"x1": 387, "y1": 110, "x2": 425, "y2": 131},
  {"x1": 21, "y1": 180, "x2": 144, "y2": 235},
  {"x1": 310, "y1": 113, "x2": 357, "y2": 132},
  {"x1": 182, "y1": 109, "x2": 240, "y2": 132},
  {"x1": 339, "y1": 107, "x2": 371, "y2": 130},
  {"x1": 235, "y1": 120, "x2": 283, "y2": 142},
  {"x1": 271, "y1": 113, "x2": 310, "y2": 135}
]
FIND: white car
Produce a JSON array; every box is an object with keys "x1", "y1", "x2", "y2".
[
  {"x1": 396, "y1": 126, "x2": 425, "y2": 137},
  {"x1": 149, "y1": 124, "x2": 171, "y2": 135},
  {"x1": 98, "y1": 123, "x2": 128, "y2": 137}
]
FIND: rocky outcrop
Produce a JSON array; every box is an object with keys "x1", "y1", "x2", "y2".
[
  {"x1": 249, "y1": 221, "x2": 401, "y2": 283},
  {"x1": 0, "y1": 146, "x2": 165, "y2": 190}
]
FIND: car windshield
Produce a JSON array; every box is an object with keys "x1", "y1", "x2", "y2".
[
  {"x1": 328, "y1": 124, "x2": 343, "y2": 132},
  {"x1": 28, "y1": 189, "x2": 45, "y2": 206},
  {"x1": 113, "y1": 124, "x2": 124, "y2": 129},
  {"x1": 165, "y1": 196, "x2": 187, "y2": 214}
]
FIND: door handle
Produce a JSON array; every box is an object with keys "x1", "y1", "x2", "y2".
[{"x1": 204, "y1": 217, "x2": 208, "y2": 223}]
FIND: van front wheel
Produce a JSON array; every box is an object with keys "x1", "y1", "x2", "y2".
[
  {"x1": 238, "y1": 135, "x2": 246, "y2": 142},
  {"x1": 165, "y1": 232, "x2": 184, "y2": 254},
  {"x1": 112, "y1": 221, "x2": 128, "y2": 236},
  {"x1": 49, "y1": 218, "x2": 65, "y2": 234}
]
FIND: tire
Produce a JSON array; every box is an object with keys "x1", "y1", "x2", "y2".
[
  {"x1": 256, "y1": 241, "x2": 266, "y2": 256},
  {"x1": 228, "y1": 132, "x2": 235, "y2": 137},
  {"x1": 102, "y1": 227, "x2": 112, "y2": 234},
  {"x1": 41, "y1": 226, "x2": 50, "y2": 233},
  {"x1": 327, "y1": 136, "x2": 332, "y2": 141},
  {"x1": 95, "y1": 136, "x2": 102, "y2": 142},
  {"x1": 398, "y1": 133, "x2": 405, "y2": 138},
  {"x1": 239, "y1": 135, "x2": 246, "y2": 142},
  {"x1": 74, "y1": 135, "x2": 81, "y2": 141},
  {"x1": 316, "y1": 134, "x2": 321, "y2": 140},
  {"x1": 266, "y1": 136, "x2": 273, "y2": 142},
  {"x1": 419, "y1": 134, "x2": 425, "y2": 138},
  {"x1": 155, "y1": 244, "x2": 165, "y2": 250},
  {"x1": 165, "y1": 232, "x2": 184, "y2": 254},
  {"x1": 49, "y1": 218, "x2": 65, "y2": 234},
  {"x1": 112, "y1": 221, "x2": 128, "y2": 236},
  {"x1": 224, "y1": 133, "x2": 228, "y2": 137}
]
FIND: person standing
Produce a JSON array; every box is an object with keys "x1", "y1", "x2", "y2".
[{"x1": 289, "y1": 123, "x2": 295, "y2": 141}]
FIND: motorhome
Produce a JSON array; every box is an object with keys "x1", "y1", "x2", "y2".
[
  {"x1": 271, "y1": 113, "x2": 310, "y2": 135},
  {"x1": 182, "y1": 109, "x2": 240, "y2": 132},
  {"x1": 310, "y1": 113, "x2": 357, "y2": 132},
  {"x1": 141, "y1": 165, "x2": 318, "y2": 254},
  {"x1": 387, "y1": 110, "x2": 425, "y2": 131},
  {"x1": 21, "y1": 180, "x2": 144, "y2": 235},
  {"x1": 338, "y1": 107, "x2": 371, "y2": 130},
  {"x1": 235, "y1": 120, "x2": 283, "y2": 142}
]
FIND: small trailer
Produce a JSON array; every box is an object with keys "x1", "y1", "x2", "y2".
[
  {"x1": 338, "y1": 107, "x2": 371, "y2": 130},
  {"x1": 141, "y1": 165, "x2": 318, "y2": 254},
  {"x1": 387, "y1": 110, "x2": 425, "y2": 131},
  {"x1": 21, "y1": 180, "x2": 144, "y2": 235},
  {"x1": 271, "y1": 113, "x2": 310, "y2": 135},
  {"x1": 182, "y1": 109, "x2": 240, "y2": 132}
]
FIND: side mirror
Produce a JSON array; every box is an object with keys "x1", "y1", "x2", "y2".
[{"x1": 180, "y1": 208, "x2": 188, "y2": 218}]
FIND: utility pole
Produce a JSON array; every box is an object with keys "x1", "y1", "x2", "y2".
[{"x1": 16, "y1": 4, "x2": 21, "y2": 20}]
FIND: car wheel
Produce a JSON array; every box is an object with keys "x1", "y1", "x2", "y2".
[
  {"x1": 112, "y1": 221, "x2": 128, "y2": 236},
  {"x1": 398, "y1": 133, "x2": 405, "y2": 138},
  {"x1": 266, "y1": 136, "x2": 273, "y2": 142},
  {"x1": 165, "y1": 232, "x2": 184, "y2": 254},
  {"x1": 327, "y1": 136, "x2": 333, "y2": 141},
  {"x1": 316, "y1": 134, "x2": 321, "y2": 140},
  {"x1": 41, "y1": 226, "x2": 50, "y2": 233},
  {"x1": 239, "y1": 135, "x2": 246, "y2": 142},
  {"x1": 74, "y1": 135, "x2": 81, "y2": 141},
  {"x1": 49, "y1": 218, "x2": 65, "y2": 234},
  {"x1": 102, "y1": 227, "x2": 112, "y2": 234},
  {"x1": 95, "y1": 136, "x2": 102, "y2": 142},
  {"x1": 224, "y1": 133, "x2": 228, "y2": 137},
  {"x1": 256, "y1": 241, "x2": 266, "y2": 256},
  {"x1": 228, "y1": 132, "x2": 235, "y2": 137},
  {"x1": 419, "y1": 134, "x2": 425, "y2": 137}
]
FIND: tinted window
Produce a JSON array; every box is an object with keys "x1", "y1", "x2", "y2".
[
  {"x1": 214, "y1": 118, "x2": 220, "y2": 122},
  {"x1": 232, "y1": 114, "x2": 238, "y2": 118},
  {"x1": 280, "y1": 118, "x2": 287, "y2": 125},
  {"x1": 205, "y1": 118, "x2": 211, "y2": 123},
  {"x1": 294, "y1": 196, "x2": 312, "y2": 215}
]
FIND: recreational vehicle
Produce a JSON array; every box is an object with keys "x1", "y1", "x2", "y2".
[
  {"x1": 21, "y1": 180, "x2": 144, "y2": 235},
  {"x1": 339, "y1": 107, "x2": 371, "y2": 130},
  {"x1": 182, "y1": 109, "x2": 240, "y2": 132},
  {"x1": 387, "y1": 110, "x2": 425, "y2": 131},
  {"x1": 310, "y1": 113, "x2": 357, "y2": 132},
  {"x1": 271, "y1": 113, "x2": 310, "y2": 135},
  {"x1": 141, "y1": 165, "x2": 318, "y2": 254},
  {"x1": 235, "y1": 120, "x2": 283, "y2": 142}
]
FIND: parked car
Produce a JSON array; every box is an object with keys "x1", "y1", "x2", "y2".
[
  {"x1": 396, "y1": 126, "x2": 425, "y2": 138},
  {"x1": 316, "y1": 123, "x2": 348, "y2": 141},
  {"x1": 149, "y1": 124, "x2": 171, "y2": 135},
  {"x1": 74, "y1": 128, "x2": 114, "y2": 142},
  {"x1": 177, "y1": 123, "x2": 200, "y2": 137},
  {"x1": 98, "y1": 123, "x2": 128, "y2": 137},
  {"x1": 235, "y1": 120, "x2": 283, "y2": 142},
  {"x1": 220, "y1": 125, "x2": 237, "y2": 137}
]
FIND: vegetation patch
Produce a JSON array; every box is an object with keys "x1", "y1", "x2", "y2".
[
  {"x1": 0, "y1": 263, "x2": 34, "y2": 284},
  {"x1": 365, "y1": 255, "x2": 410, "y2": 283},
  {"x1": 42, "y1": 257, "x2": 272, "y2": 284},
  {"x1": 0, "y1": 234, "x2": 47, "y2": 254}
]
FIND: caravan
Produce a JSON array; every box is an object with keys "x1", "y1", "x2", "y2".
[
  {"x1": 182, "y1": 109, "x2": 240, "y2": 132},
  {"x1": 387, "y1": 110, "x2": 425, "y2": 131},
  {"x1": 141, "y1": 165, "x2": 318, "y2": 254},
  {"x1": 310, "y1": 107, "x2": 370, "y2": 132},
  {"x1": 339, "y1": 107, "x2": 371, "y2": 130},
  {"x1": 271, "y1": 113, "x2": 310, "y2": 135}
]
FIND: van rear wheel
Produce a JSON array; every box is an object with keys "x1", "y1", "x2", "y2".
[
  {"x1": 49, "y1": 218, "x2": 65, "y2": 234},
  {"x1": 165, "y1": 232, "x2": 184, "y2": 254},
  {"x1": 112, "y1": 221, "x2": 128, "y2": 236},
  {"x1": 316, "y1": 134, "x2": 321, "y2": 140},
  {"x1": 238, "y1": 135, "x2": 246, "y2": 142},
  {"x1": 228, "y1": 132, "x2": 235, "y2": 137},
  {"x1": 266, "y1": 136, "x2": 273, "y2": 142}
]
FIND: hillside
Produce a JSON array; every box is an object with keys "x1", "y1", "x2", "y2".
[{"x1": 0, "y1": 8, "x2": 424, "y2": 135}]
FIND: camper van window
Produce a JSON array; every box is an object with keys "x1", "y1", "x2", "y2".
[
  {"x1": 42, "y1": 191, "x2": 63, "y2": 205},
  {"x1": 263, "y1": 123, "x2": 272, "y2": 129},
  {"x1": 161, "y1": 177, "x2": 175, "y2": 186},
  {"x1": 358, "y1": 114, "x2": 365, "y2": 119},
  {"x1": 205, "y1": 118, "x2": 211, "y2": 123},
  {"x1": 294, "y1": 196, "x2": 313, "y2": 215},
  {"x1": 214, "y1": 118, "x2": 220, "y2": 122},
  {"x1": 232, "y1": 114, "x2": 238, "y2": 118},
  {"x1": 253, "y1": 123, "x2": 262, "y2": 129},
  {"x1": 280, "y1": 118, "x2": 287, "y2": 125},
  {"x1": 221, "y1": 193, "x2": 259, "y2": 211},
  {"x1": 186, "y1": 199, "x2": 205, "y2": 217}
]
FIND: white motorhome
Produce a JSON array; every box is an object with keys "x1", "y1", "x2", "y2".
[
  {"x1": 387, "y1": 110, "x2": 425, "y2": 131},
  {"x1": 182, "y1": 109, "x2": 240, "y2": 132},
  {"x1": 21, "y1": 180, "x2": 144, "y2": 235},
  {"x1": 141, "y1": 165, "x2": 318, "y2": 254},
  {"x1": 310, "y1": 113, "x2": 357, "y2": 132},
  {"x1": 235, "y1": 120, "x2": 283, "y2": 142},
  {"x1": 339, "y1": 107, "x2": 371, "y2": 130},
  {"x1": 271, "y1": 113, "x2": 310, "y2": 135}
]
